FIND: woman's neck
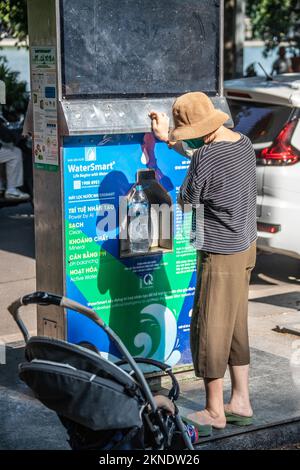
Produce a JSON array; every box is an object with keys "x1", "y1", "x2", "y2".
[{"x1": 213, "y1": 126, "x2": 241, "y2": 143}]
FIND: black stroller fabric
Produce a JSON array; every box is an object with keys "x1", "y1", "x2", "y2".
[
  {"x1": 18, "y1": 335, "x2": 186, "y2": 450},
  {"x1": 19, "y1": 361, "x2": 144, "y2": 431},
  {"x1": 25, "y1": 336, "x2": 137, "y2": 388},
  {"x1": 19, "y1": 338, "x2": 145, "y2": 432}
]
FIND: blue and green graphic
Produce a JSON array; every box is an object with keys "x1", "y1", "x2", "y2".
[{"x1": 63, "y1": 133, "x2": 196, "y2": 366}]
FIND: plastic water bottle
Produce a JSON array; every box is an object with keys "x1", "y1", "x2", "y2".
[{"x1": 128, "y1": 185, "x2": 150, "y2": 254}]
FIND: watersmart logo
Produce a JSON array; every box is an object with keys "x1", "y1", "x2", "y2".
[
  {"x1": 85, "y1": 147, "x2": 96, "y2": 162},
  {"x1": 67, "y1": 161, "x2": 115, "y2": 173}
]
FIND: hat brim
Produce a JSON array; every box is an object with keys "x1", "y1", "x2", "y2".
[{"x1": 170, "y1": 110, "x2": 230, "y2": 141}]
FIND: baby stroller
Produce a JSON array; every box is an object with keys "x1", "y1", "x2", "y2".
[{"x1": 8, "y1": 291, "x2": 194, "y2": 450}]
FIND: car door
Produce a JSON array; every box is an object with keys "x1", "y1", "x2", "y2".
[{"x1": 226, "y1": 99, "x2": 292, "y2": 217}]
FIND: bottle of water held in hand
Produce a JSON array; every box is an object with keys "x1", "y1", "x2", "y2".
[{"x1": 128, "y1": 185, "x2": 150, "y2": 254}]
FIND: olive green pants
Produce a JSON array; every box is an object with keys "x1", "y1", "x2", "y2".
[{"x1": 190, "y1": 242, "x2": 256, "y2": 379}]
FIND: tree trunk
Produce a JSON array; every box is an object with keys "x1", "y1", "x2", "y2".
[{"x1": 224, "y1": 0, "x2": 245, "y2": 80}]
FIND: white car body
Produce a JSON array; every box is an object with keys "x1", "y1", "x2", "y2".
[{"x1": 225, "y1": 74, "x2": 300, "y2": 258}]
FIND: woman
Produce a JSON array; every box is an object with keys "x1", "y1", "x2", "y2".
[{"x1": 149, "y1": 92, "x2": 257, "y2": 432}]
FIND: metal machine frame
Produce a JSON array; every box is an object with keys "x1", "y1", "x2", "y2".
[{"x1": 27, "y1": 0, "x2": 230, "y2": 341}]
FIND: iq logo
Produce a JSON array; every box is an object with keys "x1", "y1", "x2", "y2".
[{"x1": 140, "y1": 273, "x2": 154, "y2": 289}]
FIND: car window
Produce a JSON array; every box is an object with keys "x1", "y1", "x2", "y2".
[
  {"x1": 227, "y1": 99, "x2": 292, "y2": 146},
  {"x1": 291, "y1": 118, "x2": 300, "y2": 151}
]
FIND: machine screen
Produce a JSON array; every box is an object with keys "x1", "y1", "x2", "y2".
[{"x1": 60, "y1": 0, "x2": 221, "y2": 98}]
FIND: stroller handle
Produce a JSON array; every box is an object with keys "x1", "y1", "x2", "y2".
[
  {"x1": 7, "y1": 291, "x2": 105, "y2": 343},
  {"x1": 8, "y1": 291, "x2": 194, "y2": 450},
  {"x1": 7, "y1": 292, "x2": 163, "y2": 419}
]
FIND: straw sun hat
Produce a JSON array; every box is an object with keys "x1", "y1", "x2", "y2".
[{"x1": 169, "y1": 92, "x2": 229, "y2": 141}]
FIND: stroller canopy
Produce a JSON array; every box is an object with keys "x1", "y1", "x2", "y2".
[{"x1": 20, "y1": 336, "x2": 145, "y2": 431}]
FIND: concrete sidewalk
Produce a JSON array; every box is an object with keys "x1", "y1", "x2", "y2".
[
  {"x1": 1, "y1": 203, "x2": 300, "y2": 449},
  {"x1": 0, "y1": 345, "x2": 68, "y2": 450},
  {"x1": 0, "y1": 203, "x2": 36, "y2": 342},
  {"x1": 1, "y1": 342, "x2": 300, "y2": 450},
  {"x1": 178, "y1": 348, "x2": 300, "y2": 450}
]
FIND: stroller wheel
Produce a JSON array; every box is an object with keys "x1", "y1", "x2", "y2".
[{"x1": 77, "y1": 341, "x2": 100, "y2": 355}]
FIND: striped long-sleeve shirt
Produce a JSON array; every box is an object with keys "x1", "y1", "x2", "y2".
[{"x1": 180, "y1": 133, "x2": 257, "y2": 254}]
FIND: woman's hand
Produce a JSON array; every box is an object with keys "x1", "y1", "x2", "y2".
[{"x1": 149, "y1": 111, "x2": 170, "y2": 143}]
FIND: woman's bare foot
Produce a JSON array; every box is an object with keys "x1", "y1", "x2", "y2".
[
  {"x1": 186, "y1": 409, "x2": 226, "y2": 429},
  {"x1": 224, "y1": 402, "x2": 253, "y2": 417}
]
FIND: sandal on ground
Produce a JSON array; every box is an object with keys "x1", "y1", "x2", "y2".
[
  {"x1": 183, "y1": 417, "x2": 212, "y2": 437},
  {"x1": 225, "y1": 411, "x2": 253, "y2": 426}
]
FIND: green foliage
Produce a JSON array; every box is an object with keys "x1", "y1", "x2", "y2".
[
  {"x1": 0, "y1": 1, "x2": 29, "y2": 120},
  {"x1": 247, "y1": 0, "x2": 300, "y2": 55},
  {"x1": 0, "y1": 0, "x2": 28, "y2": 45},
  {"x1": 0, "y1": 56, "x2": 28, "y2": 121}
]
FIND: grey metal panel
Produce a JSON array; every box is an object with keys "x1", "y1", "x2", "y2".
[
  {"x1": 27, "y1": 0, "x2": 231, "y2": 343},
  {"x1": 60, "y1": 96, "x2": 233, "y2": 136},
  {"x1": 28, "y1": 0, "x2": 65, "y2": 338},
  {"x1": 60, "y1": 0, "x2": 221, "y2": 98},
  {"x1": 0, "y1": 80, "x2": 5, "y2": 104},
  {"x1": 219, "y1": 0, "x2": 225, "y2": 96}
]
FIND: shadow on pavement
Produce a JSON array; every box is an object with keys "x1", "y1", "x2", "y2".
[
  {"x1": 251, "y1": 250, "x2": 300, "y2": 286},
  {"x1": 251, "y1": 291, "x2": 300, "y2": 309},
  {"x1": 0, "y1": 345, "x2": 27, "y2": 392},
  {"x1": 0, "y1": 203, "x2": 35, "y2": 259},
  {"x1": 0, "y1": 345, "x2": 68, "y2": 450}
]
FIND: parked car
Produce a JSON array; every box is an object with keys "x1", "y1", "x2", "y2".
[{"x1": 225, "y1": 73, "x2": 300, "y2": 258}]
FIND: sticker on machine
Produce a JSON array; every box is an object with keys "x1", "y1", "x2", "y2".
[{"x1": 31, "y1": 46, "x2": 59, "y2": 172}]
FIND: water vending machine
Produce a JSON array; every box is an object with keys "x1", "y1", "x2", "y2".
[{"x1": 28, "y1": 0, "x2": 232, "y2": 369}]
